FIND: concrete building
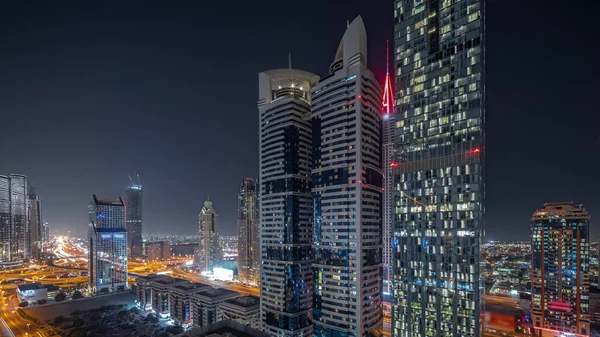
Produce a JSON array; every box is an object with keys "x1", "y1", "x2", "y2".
[
  {"x1": 136, "y1": 274, "x2": 170, "y2": 311},
  {"x1": 181, "y1": 320, "x2": 269, "y2": 337},
  {"x1": 17, "y1": 283, "x2": 59, "y2": 304},
  {"x1": 531, "y1": 202, "x2": 591, "y2": 336},
  {"x1": 218, "y1": 296, "x2": 260, "y2": 330},
  {"x1": 147, "y1": 241, "x2": 171, "y2": 261},
  {"x1": 88, "y1": 195, "x2": 128, "y2": 294},
  {"x1": 125, "y1": 174, "x2": 143, "y2": 258},
  {"x1": 258, "y1": 66, "x2": 319, "y2": 337},
  {"x1": 237, "y1": 177, "x2": 260, "y2": 286},
  {"x1": 191, "y1": 288, "x2": 240, "y2": 328},
  {"x1": 198, "y1": 198, "x2": 221, "y2": 273},
  {"x1": 149, "y1": 276, "x2": 189, "y2": 317},
  {"x1": 310, "y1": 16, "x2": 383, "y2": 337},
  {"x1": 391, "y1": 0, "x2": 485, "y2": 336},
  {"x1": 168, "y1": 282, "x2": 211, "y2": 328}
]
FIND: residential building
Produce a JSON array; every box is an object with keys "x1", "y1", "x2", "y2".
[
  {"x1": 88, "y1": 195, "x2": 128, "y2": 294},
  {"x1": 168, "y1": 282, "x2": 211, "y2": 328},
  {"x1": 147, "y1": 241, "x2": 171, "y2": 261},
  {"x1": 136, "y1": 274, "x2": 170, "y2": 311},
  {"x1": 531, "y1": 202, "x2": 591, "y2": 336},
  {"x1": 125, "y1": 174, "x2": 143, "y2": 258},
  {"x1": 391, "y1": 0, "x2": 485, "y2": 336},
  {"x1": 198, "y1": 198, "x2": 221, "y2": 273},
  {"x1": 218, "y1": 296, "x2": 261, "y2": 330},
  {"x1": 258, "y1": 66, "x2": 319, "y2": 337},
  {"x1": 191, "y1": 288, "x2": 240, "y2": 328},
  {"x1": 311, "y1": 16, "x2": 383, "y2": 337},
  {"x1": 237, "y1": 177, "x2": 260, "y2": 286},
  {"x1": 150, "y1": 276, "x2": 188, "y2": 318}
]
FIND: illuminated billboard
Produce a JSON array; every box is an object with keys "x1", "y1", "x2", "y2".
[
  {"x1": 213, "y1": 267, "x2": 233, "y2": 281},
  {"x1": 485, "y1": 311, "x2": 515, "y2": 331}
]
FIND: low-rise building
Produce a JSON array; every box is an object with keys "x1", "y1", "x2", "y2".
[
  {"x1": 136, "y1": 274, "x2": 170, "y2": 311},
  {"x1": 191, "y1": 288, "x2": 240, "y2": 328},
  {"x1": 217, "y1": 296, "x2": 260, "y2": 330},
  {"x1": 149, "y1": 276, "x2": 188, "y2": 317},
  {"x1": 17, "y1": 283, "x2": 47, "y2": 304},
  {"x1": 168, "y1": 282, "x2": 211, "y2": 328},
  {"x1": 177, "y1": 319, "x2": 269, "y2": 337}
]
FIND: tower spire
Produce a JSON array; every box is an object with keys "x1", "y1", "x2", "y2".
[{"x1": 382, "y1": 40, "x2": 394, "y2": 115}]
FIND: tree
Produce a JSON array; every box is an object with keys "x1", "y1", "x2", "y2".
[
  {"x1": 72, "y1": 290, "x2": 83, "y2": 299},
  {"x1": 165, "y1": 325, "x2": 184, "y2": 335},
  {"x1": 54, "y1": 315, "x2": 66, "y2": 326},
  {"x1": 72, "y1": 318, "x2": 85, "y2": 328},
  {"x1": 18, "y1": 301, "x2": 28, "y2": 307},
  {"x1": 36, "y1": 299, "x2": 47, "y2": 305},
  {"x1": 55, "y1": 291, "x2": 67, "y2": 302}
]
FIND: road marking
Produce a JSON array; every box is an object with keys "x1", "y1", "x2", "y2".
[{"x1": 0, "y1": 317, "x2": 16, "y2": 337}]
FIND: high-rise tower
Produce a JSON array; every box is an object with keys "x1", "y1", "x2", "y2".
[
  {"x1": 238, "y1": 177, "x2": 260, "y2": 286},
  {"x1": 392, "y1": 0, "x2": 485, "y2": 336},
  {"x1": 531, "y1": 202, "x2": 590, "y2": 336},
  {"x1": 258, "y1": 67, "x2": 319, "y2": 337},
  {"x1": 125, "y1": 174, "x2": 143, "y2": 258},
  {"x1": 28, "y1": 186, "x2": 43, "y2": 260},
  {"x1": 198, "y1": 198, "x2": 220, "y2": 273},
  {"x1": 0, "y1": 175, "x2": 11, "y2": 261},
  {"x1": 88, "y1": 195, "x2": 128, "y2": 294},
  {"x1": 10, "y1": 174, "x2": 28, "y2": 261},
  {"x1": 311, "y1": 16, "x2": 384, "y2": 337}
]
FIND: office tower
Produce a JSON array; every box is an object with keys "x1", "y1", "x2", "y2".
[
  {"x1": 531, "y1": 202, "x2": 591, "y2": 336},
  {"x1": 311, "y1": 16, "x2": 383, "y2": 337},
  {"x1": 258, "y1": 66, "x2": 318, "y2": 337},
  {"x1": 391, "y1": 0, "x2": 485, "y2": 336},
  {"x1": 28, "y1": 186, "x2": 43, "y2": 260},
  {"x1": 198, "y1": 198, "x2": 221, "y2": 273},
  {"x1": 147, "y1": 241, "x2": 171, "y2": 261},
  {"x1": 88, "y1": 195, "x2": 128, "y2": 294},
  {"x1": 125, "y1": 174, "x2": 143, "y2": 258},
  {"x1": 42, "y1": 222, "x2": 50, "y2": 244},
  {"x1": 218, "y1": 296, "x2": 261, "y2": 330},
  {"x1": 168, "y1": 282, "x2": 211, "y2": 328},
  {"x1": 9, "y1": 174, "x2": 28, "y2": 261},
  {"x1": 192, "y1": 288, "x2": 240, "y2": 328},
  {"x1": 382, "y1": 41, "x2": 396, "y2": 296},
  {"x1": 0, "y1": 175, "x2": 10, "y2": 261},
  {"x1": 238, "y1": 177, "x2": 260, "y2": 286}
]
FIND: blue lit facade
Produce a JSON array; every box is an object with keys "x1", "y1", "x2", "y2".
[
  {"x1": 258, "y1": 68, "x2": 319, "y2": 337},
  {"x1": 88, "y1": 195, "x2": 128, "y2": 294},
  {"x1": 392, "y1": 0, "x2": 485, "y2": 336}
]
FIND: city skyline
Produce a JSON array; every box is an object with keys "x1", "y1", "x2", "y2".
[{"x1": 0, "y1": 2, "x2": 598, "y2": 241}]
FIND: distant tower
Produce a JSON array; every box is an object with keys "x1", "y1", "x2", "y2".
[
  {"x1": 88, "y1": 195, "x2": 128, "y2": 294},
  {"x1": 10, "y1": 174, "x2": 28, "y2": 261},
  {"x1": 0, "y1": 175, "x2": 11, "y2": 261},
  {"x1": 125, "y1": 174, "x2": 143, "y2": 258},
  {"x1": 28, "y1": 185, "x2": 43, "y2": 260},
  {"x1": 198, "y1": 198, "x2": 220, "y2": 273},
  {"x1": 382, "y1": 39, "x2": 395, "y2": 296},
  {"x1": 237, "y1": 177, "x2": 260, "y2": 286},
  {"x1": 531, "y1": 202, "x2": 591, "y2": 336}
]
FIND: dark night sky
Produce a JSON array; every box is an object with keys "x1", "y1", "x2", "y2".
[{"x1": 0, "y1": 1, "x2": 598, "y2": 240}]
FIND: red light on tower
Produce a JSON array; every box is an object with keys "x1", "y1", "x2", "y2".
[
  {"x1": 382, "y1": 40, "x2": 395, "y2": 116},
  {"x1": 390, "y1": 162, "x2": 399, "y2": 168}
]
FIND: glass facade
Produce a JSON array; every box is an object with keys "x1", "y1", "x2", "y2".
[
  {"x1": 10, "y1": 174, "x2": 28, "y2": 261},
  {"x1": 311, "y1": 16, "x2": 383, "y2": 337},
  {"x1": 88, "y1": 195, "x2": 128, "y2": 294},
  {"x1": 0, "y1": 175, "x2": 10, "y2": 261},
  {"x1": 198, "y1": 199, "x2": 220, "y2": 273},
  {"x1": 125, "y1": 174, "x2": 143, "y2": 258},
  {"x1": 258, "y1": 68, "x2": 318, "y2": 337},
  {"x1": 531, "y1": 202, "x2": 590, "y2": 336},
  {"x1": 392, "y1": 0, "x2": 485, "y2": 336},
  {"x1": 238, "y1": 177, "x2": 260, "y2": 286}
]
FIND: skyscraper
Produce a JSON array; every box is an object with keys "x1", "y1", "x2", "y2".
[
  {"x1": 10, "y1": 174, "x2": 28, "y2": 261},
  {"x1": 237, "y1": 177, "x2": 260, "y2": 286},
  {"x1": 391, "y1": 0, "x2": 485, "y2": 336},
  {"x1": 0, "y1": 175, "x2": 11, "y2": 261},
  {"x1": 28, "y1": 186, "x2": 43, "y2": 260},
  {"x1": 311, "y1": 16, "x2": 383, "y2": 337},
  {"x1": 125, "y1": 174, "x2": 143, "y2": 258},
  {"x1": 531, "y1": 202, "x2": 591, "y2": 336},
  {"x1": 88, "y1": 195, "x2": 128, "y2": 294},
  {"x1": 198, "y1": 198, "x2": 220, "y2": 273},
  {"x1": 258, "y1": 67, "x2": 318, "y2": 337}
]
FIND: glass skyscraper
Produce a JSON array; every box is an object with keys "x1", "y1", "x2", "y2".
[
  {"x1": 125, "y1": 174, "x2": 143, "y2": 258},
  {"x1": 531, "y1": 202, "x2": 590, "y2": 336},
  {"x1": 28, "y1": 186, "x2": 43, "y2": 260},
  {"x1": 311, "y1": 16, "x2": 383, "y2": 337},
  {"x1": 0, "y1": 175, "x2": 11, "y2": 261},
  {"x1": 0, "y1": 174, "x2": 29, "y2": 262},
  {"x1": 198, "y1": 198, "x2": 220, "y2": 273},
  {"x1": 391, "y1": 0, "x2": 485, "y2": 336},
  {"x1": 258, "y1": 67, "x2": 318, "y2": 337},
  {"x1": 237, "y1": 177, "x2": 260, "y2": 286},
  {"x1": 88, "y1": 195, "x2": 128, "y2": 294}
]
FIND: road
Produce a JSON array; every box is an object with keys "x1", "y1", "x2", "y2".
[{"x1": 0, "y1": 290, "x2": 48, "y2": 337}]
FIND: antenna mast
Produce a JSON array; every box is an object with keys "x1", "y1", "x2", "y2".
[{"x1": 382, "y1": 40, "x2": 394, "y2": 115}]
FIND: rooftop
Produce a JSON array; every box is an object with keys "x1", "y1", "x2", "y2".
[
  {"x1": 171, "y1": 282, "x2": 210, "y2": 293},
  {"x1": 222, "y1": 296, "x2": 259, "y2": 309},
  {"x1": 176, "y1": 320, "x2": 268, "y2": 337},
  {"x1": 92, "y1": 195, "x2": 125, "y2": 206},
  {"x1": 194, "y1": 288, "x2": 238, "y2": 299},
  {"x1": 17, "y1": 283, "x2": 43, "y2": 291}
]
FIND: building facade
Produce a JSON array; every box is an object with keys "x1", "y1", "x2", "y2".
[
  {"x1": 258, "y1": 67, "x2": 319, "y2": 337},
  {"x1": 237, "y1": 177, "x2": 260, "y2": 286},
  {"x1": 191, "y1": 288, "x2": 240, "y2": 328},
  {"x1": 531, "y1": 202, "x2": 591, "y2": 336},
  {"x1": 88, "y1": 195, "x2": 128, "y2": 294},
  {"x1": 125, "y1": 174, "x2": 143, "y2": 258},
  {"x1": 218, "y1": 296, "x2": 261, "y2": 330},
  {"x1": 198, "y1": 199, "x2": 220, "y2": 273},
  {"x1": 311, "y1": 16, "x2": 383, "y2": 337},
  {"x1": 168, "y1": 282, "x2": 211, "y2": 328},
  {"x1": 147, "y1": 241, "x2": 171, "y2": 261},
  {"x1": 391, "y1": 0, "x2": 485, "y2": 336},
  {"x1": 150, "y1": 276, "x2": 188, "y2": 317},
  {"x1": 0, "y1": 174, "x2": 30, "y2": 262},
  {"x1": 0, "y1": 175, "x2": 11, "y2": 261},
  {"x1": 28, "y1": 186, "x2": 43, "y2": 260}
]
